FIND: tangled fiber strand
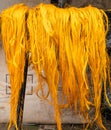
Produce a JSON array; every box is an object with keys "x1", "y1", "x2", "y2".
[
  {"x1": 27, "y1": 4, "x2": 62, "y2": 130},
  {"x1": 1, "y1": 3, "x2": 111, "y2": 130},
  {"x1": 1, "y1": 4, "x2": 29, "y2": 130},
  {"x1": 27, "y1": 4, "x2": 111, "y2": 130}
]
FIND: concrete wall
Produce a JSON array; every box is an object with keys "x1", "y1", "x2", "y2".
[
  {"x1": 0, "y1": 0, "x2": 50, "y2": 11},
  {"x1": 0, "y1": 44, "x2": 85, "y2": 124}
]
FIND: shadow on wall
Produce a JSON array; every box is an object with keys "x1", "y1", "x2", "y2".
[
  {"x1": 70, "y1": 0, "x2": 111, "y2": 9},
  {"x1": 51, "y1": 0, "x2": 111, "y2": 9}
]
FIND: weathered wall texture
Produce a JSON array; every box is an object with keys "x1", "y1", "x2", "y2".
[{"x1": 0, "y1": 45, "x2": 85, "y2": 124}]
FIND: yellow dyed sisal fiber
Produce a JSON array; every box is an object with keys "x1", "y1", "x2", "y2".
[
  {"x1": 1, "y1": 4, "x2": 29, "y2": 130},
  {"x1": 27, "y1": 4, "x2": 111, "y2": 130},
  {"x1": 1, "y1": 3, "x2": 111, "y2": 130}
]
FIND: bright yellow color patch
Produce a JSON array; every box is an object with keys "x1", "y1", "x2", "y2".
[
  {"x1": 1, "y1": 3, "x2": 111, "y2": 130},
  {"x1": 1, "y1": 4, "x2": 29, "y2": 130}
]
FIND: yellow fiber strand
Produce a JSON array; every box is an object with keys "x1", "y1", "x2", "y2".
[
  {"x1": 1, "y1": 4, "x2": 29, "y2": 129},
  {"x1": 1, "y1": 3, "x2": 111, "y2": 130},
  {"x1": 27, "y1": 4, "x2": 110, "y2": 130},
  {"x1": 27, "y1": 5, "x2": 62, "y2": 130}
]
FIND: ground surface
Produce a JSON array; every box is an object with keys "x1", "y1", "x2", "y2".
[
  {"x1": 0, "y1": 119, "x2": 111, "y2": 130},
  {"x1": 0, "y1": 124, "x2": 88, "y2": 130}
]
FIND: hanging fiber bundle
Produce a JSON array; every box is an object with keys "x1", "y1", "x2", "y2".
[
  {"x1": 1, "y1": 4, "x2": 29, "y2": 129},
  {"x1": 1, "y1": 3, "x2": 111, "y2": 130},
  {"x1": 27, "y1": 4, "x2": 110, "y2": 130},
  {"x1": 27, "y1": 4, "x2": 62, "y2": 130}
]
